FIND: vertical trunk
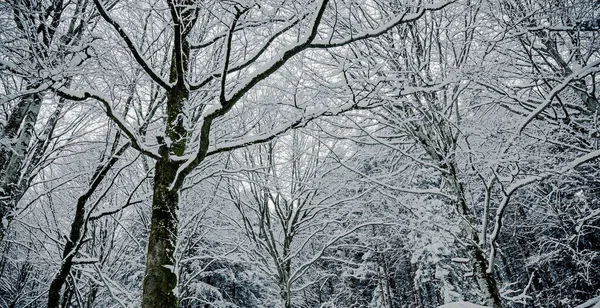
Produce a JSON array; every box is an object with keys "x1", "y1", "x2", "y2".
[
  {"x1": 0, "y1": 92, "x2": 42, "y2": 242},
  {"x1": 280, "y1": 244, "x2": 292, "y2": 308},
  {"x1": 0, "y1": 94, "x2": 35, "y2": 168},
  {"x1": 141, "y1": 44, "x2": 189, "y2": 306},
  {"x1": 141, "y1": 3, "x2": 193, "y2": 299},
  {"x1": 280, "y1": 283, "x2": 292, "y2": 308},
  {"x1": 469, "y1": 241, "x2": 502, "y2": 308},
  {"x1": 376, "y1": 248, "x2": 393, "y2": 308},
  {"x1": 451, "y1": 173, "x2": 502, "y2": 308},
  {"x1": 47, "y1": 195, "x2": 87, "y2": 308},
  {"x1": 2, "y1": 0, "x2": 70, "y2": 241},
  {"x1": 47, "y1": 144, "x2": 127, "y2": 308},
  {"x1": 413, "y1": 120, "x2": 503, "y2": 307},
  {"x1": 142, "y1": 156, "x2": 181, "y2": 308}
]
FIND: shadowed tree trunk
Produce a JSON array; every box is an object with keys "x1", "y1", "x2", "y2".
[
  {"x1": 141, "y1": 5, "x2": 193, "y2": 303},
  {"x1": 142, "y1": 151, "x2": 183, "y2": 307},
  {"x1": 47, "y1": 144, "x2": 129, "y2": 308},
  {"x1": 0, "y1": 91, "x2": 41, "y2": 239}
]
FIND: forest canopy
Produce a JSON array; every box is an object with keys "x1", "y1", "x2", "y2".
[{"x1": 0, "y1": 0, "x2": 599, "y2": 307}]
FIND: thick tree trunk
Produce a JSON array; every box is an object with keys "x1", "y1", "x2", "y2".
[
  {"x1": 0, "y1": 92, "x2": 42, "y2": 242},
  {"x1": 142, "y1": 156, "x2": 181, "y2": 308},
  {"x1": 140, "y1": 13, "x2": 192, "y2": 302}
]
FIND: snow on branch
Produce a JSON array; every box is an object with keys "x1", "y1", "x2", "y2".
[
  {"x1": 487, "y1": 148, "x2": 600, "y2": 274},
  {"x1": 517, "y1": 58, "x2": 600, "y2": 133},
  {"x1": 54, "y1": 87, "x2": 160, "y2": 159},
  {"x1": 309, "y1": 1, "x2": 454, "y2": 48},
  {"x1": 92, "y1": 0, "x2": 172, "y2": 90},
  {"x1": 189, "y1": 15, "x2": 303, "y2": 91},
  {"x1": 575, "y1": 296, "x2": 600, "y2": 308}
]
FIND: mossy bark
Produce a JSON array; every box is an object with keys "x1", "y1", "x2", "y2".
[
  {"x1": 141, "y1": 38, "x2": 190, "y2": 307},
  {"x1": 142, "y1": 155, "x2": 181, "y2": 308}
]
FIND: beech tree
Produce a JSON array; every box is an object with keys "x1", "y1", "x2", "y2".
[
  {"x1": 1, "y1": 0, "x2": 599, "y2": 307},
  {"x1": 43, "y1": 0, "x2": 452, "y2": 306},
  {"x1": 328, "y1": 2, "x2": 504, "y2": 305},
  {"x1": 223, "y1": 130, "x2": 374, "y2": 307}
]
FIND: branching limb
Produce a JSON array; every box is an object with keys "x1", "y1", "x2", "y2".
[
  {"x1": 487, "y1": 148, "x2": 600, "y2": 274},
  {"x1": 54, "y1": 87, "x2": 160, "y2": 159},
  {"x1": 92, "y1": 0, "x2": 172, "y2": 90}
]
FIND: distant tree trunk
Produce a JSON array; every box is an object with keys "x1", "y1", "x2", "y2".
[
  {"x1": 374, "y1": 244, "x2": 394, "y2": 308},
  {"x1": 47, "y1": 143, "x2": 128, "y2": 308},
  {"x1": 411, "y1": 120, "x2": 503, "y2": 308},
  {"x1": 279, "y1": 281, "x2": 292, "y2": 308},
  {"x1": 47, "y1": 192, "x2": 89, "y2": 308}
]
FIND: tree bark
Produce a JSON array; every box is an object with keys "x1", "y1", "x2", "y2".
[
  {"x1": 47, "y1": 144, "x2": 128, "y2": 308},
  {"x1": 140, "y1": 2, "x2": 193, "y2": 303},
  {"x1": 452, "y1": 175, "x2": 502, "y2": 308},
  {"x1": 412, "y1": 120, "x2": 503, "y2": 308},
  {"x1": 141, "y1": 155, "x2": 181, "y2": 308},
  {"x1": 0, "y1": 92, "x2": 42, "y2": 242}
]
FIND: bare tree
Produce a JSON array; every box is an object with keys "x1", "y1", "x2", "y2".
[
  {"x1": 0, "y1": 0, "x2": 93, "y2": 242},
  {"x1": 50, "y1": 0, "x2": 451, "y2": 306}
]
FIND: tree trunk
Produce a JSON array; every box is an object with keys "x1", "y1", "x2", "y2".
[
  {"x1": 0, "y1": 92, "x2": 42, "y2": 242},
  {"x1": 141, "y1": 55, "x2": 190, "y2": 308},
  {"x1": 47, "y1": 195, "x2": 87, "y2": 308},
  {"x1": 47, "y1": 143, "x2": 127, "y2": 308},
  {"x1": 452, "y1": 175, "x2": 502, "y2": 308},
  {"x1": 142, "y1": 156, "x2": 181, "y2": 308},
  {"x1": 413, "y1": 122, "x2": 503, "y2": 308},
  {"x1": 279, "y1": 281, "x2": 292, "y2": 308},
  {"x1": 469, "y1": 241, "x2": 502, "y2": 308}
]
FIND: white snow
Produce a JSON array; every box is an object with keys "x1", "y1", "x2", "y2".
[
  {"x1": 575, "y1": 296, "x2": 600, "y2": 308},
  {"x1": 437, "y1": 302, "x2": 488, "y2": 308},
  {"x1": 451, "y1": 257, "x2": 469, "y2": 263}
]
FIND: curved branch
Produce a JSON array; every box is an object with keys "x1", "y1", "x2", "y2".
[
  {"x1": 518, "y1": 58, "x2": 600, "y2": 133},
  {"x1": 487, "y1": 148, "x2": 600, "y2": 274},
  {"x1": 220, "y1": 8, "x2": 245, "y2": 105},
  {"x1": 166, "y1": 0, "x2": 330, "y2": 190},
  {"x1": 309, "y1": 1, "x2": 453, "y2": 48},
  {"x1": 92, "y1": 0, "x2": 172, "y2": 90},
  {"x1": 189, "y1": 15, "x2": 304, "y2": 91},
  {"x1": 223, "y1": 0, "x2": 329, "y2": 106},
  {"x1": 54, "y1": 87, "x2": 161, "y2": 160}
]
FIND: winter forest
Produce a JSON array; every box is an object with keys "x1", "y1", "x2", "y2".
[{"x1": 1, "y1": 0, "x2": 599, "y2": 307}]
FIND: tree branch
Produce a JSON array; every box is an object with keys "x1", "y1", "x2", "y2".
[
  {"x1": 92, "y1": 0, "x2": 172, "y2": 90},
  {"x1": 487, "y1": 148, "x2": 600, "y2": 274},
  {"x1": 54, "y1": 87, "x2": 161, "y2": 159}
]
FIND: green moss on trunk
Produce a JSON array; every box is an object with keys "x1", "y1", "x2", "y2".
[{"x1": 142, "y1": 157, "x2": 181, "y2": 308}]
